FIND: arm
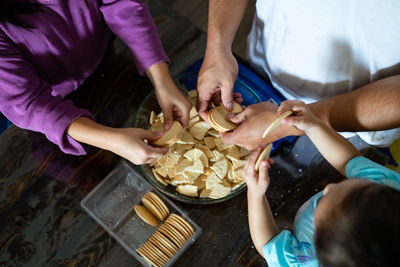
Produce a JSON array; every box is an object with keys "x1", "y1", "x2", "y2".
[
  {"x1": 67, "y1": 117, "x2": 168, "y2": 164},
  {"x1": 0, "y1": 30, "x2": 168, "y2": 163},
  {"x1": 248, "y1": 192, "x2": 278, "y2": 255},
  {"x1": 197, "y1": 0, "x2": 249, "y2": 120},
  {"x1": 207, "y1": 0, "x2": 249, "y2": 51},
  {"x1": 222, "y1": 75, "x2": 400, "y2": 150},
  {"x1": 99, "y1": 0, "x2": 169, "y2": 75},
  {"x1": 243, "y1": 147, "x2": 278, "y2": 255},
  {"x1": 0, "y1": 31, "x2": 92, "y2": 155},
  {"x1": 279, "y1": 101, "x2": 361, "y2": 175},
  {"x1": 310, "y1": 75, "x2": 400, "y2": 132},
  {"x1": 100, "y1": 1, "x2": 191, "y2": 129}
]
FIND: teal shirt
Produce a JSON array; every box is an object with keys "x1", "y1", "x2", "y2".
[{"x1": 262, "y1": 156, "x2": 400, "y2": 266}]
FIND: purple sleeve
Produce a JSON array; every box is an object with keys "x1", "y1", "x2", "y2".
[
  {"x1": 99, "y1": 0, "x2": 169, "y2": 75},
  {"x1": 0, "y1": 31, "x2": 94, "y2": 155}
]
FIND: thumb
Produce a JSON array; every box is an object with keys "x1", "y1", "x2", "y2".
[
  {"x1": 282, "y1": 116, "x2": 304, "y2": 129},
  {"x1": 163, "y1": 108, "x2": 173, "y2": 131},
  {"x1": 146, "y1": 145, "x2": 169, "y2": 158},
  {"x1": 141, "y1": 130, "x2": 164, "y2": 141},
  {"x1": 258, "y1": 161, "x2": 270, "y2": 185},
  {"x1": 220, "y1": 129, "x2": 239, "y2": 145},
  {"x1": 226, "y1": 111, "x2": 246, "y2": 124},
  {"x1": 220, "y1": 83, "x2": 234, "y2": 111},
  {"x1": 197, "y1": 95, "x2": 211, "y2": 122}
]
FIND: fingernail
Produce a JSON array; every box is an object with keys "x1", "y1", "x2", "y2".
[
  {"x1": 163, "y1": 122, "x2": 170, "y2": 130},
  {"x1": 261, "y1": 161, "x2": 268, "y2": 167},
  {"x1": 226, "y1": 102, "x2": 233, "y2": 111}
]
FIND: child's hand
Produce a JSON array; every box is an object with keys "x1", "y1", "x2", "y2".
[
  {"x1": 146, "y1": 62, "x2": 191, "y2": 131},
  {"x1": 155, "y1": 83, "x2": 192, "y2": 131},
  {"x1": 111, "y1": 128, "x2": 168, "y2": 164},
  {"x1": 277, "y1": 100, "x2": 320, "y2": 133},
  {"x1": 243, "y1": 146, "x2": 274, "y2": 197}
]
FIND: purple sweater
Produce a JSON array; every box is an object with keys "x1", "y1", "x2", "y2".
[{"x1": 0, "y1": 0, "x2": 169, "y2": 155}]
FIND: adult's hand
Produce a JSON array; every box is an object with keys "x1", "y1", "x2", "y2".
[
  {"x1": 197, "y1": 48, "x2": 242, "y2": 121},
  {"x1": 221, "y1": 101, "x2": 303, "y2": 150}
]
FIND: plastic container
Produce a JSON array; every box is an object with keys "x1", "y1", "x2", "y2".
[{"x1": 81, "y1": 161, "x2": 202, "y2": 266}]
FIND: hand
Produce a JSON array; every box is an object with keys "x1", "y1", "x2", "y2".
[
  {"x1": 243, "y1": 146, "x2": 274, "y2": 196},
  {"x1": 278, "y1": 100, "x2": 320, "y2": 133},
  {"x1": 155, "y1": 82, "x2": 192, "y2": 130},
  {"x1": 197, "y1": 48, "x2": 242, "y2": 121},
  {"x1": 111, "y1": 128, "x2": 168, "y2": 165},
  {"x1": 221, "y1": 101, "x2": 302, "y2": 150},
  {"x1": 146, "y1": 62, "x2": 192, "y2": 130}
]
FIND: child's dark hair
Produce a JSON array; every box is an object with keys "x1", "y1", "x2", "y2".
[{"x1": 315, "y1": 182, "x2": 400, "y2": 267}]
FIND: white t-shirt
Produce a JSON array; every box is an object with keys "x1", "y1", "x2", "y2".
[{"x1": 247, "y1": 0, "x2": 400, "y2": 146}]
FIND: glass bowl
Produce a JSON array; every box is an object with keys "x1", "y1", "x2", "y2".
[{"x1": 134, "y1": 71, "x2": 262, "y2": 204}]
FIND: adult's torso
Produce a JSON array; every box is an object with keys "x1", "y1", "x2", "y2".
[
  {"x1": 247, "y1": 0, "x2": 400, "y2": 103},
  {"x1": 0, "y1": 0, "x2": 112, "y2": 97}
]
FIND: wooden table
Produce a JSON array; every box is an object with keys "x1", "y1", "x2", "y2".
[{"x1": 0, "y1": 1, "x2": 387, "y2": 266}]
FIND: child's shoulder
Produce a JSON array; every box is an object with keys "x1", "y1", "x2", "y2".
[{"x1": 345, "y1": 156, "x2": 400, "y2": 190}]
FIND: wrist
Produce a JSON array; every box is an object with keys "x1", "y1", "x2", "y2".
[
  {"x1": 303, "y1": 120, "x2": 325, "y2": 135},
  {"x1": 146, "y1": 62, "x2": 173, "y2": 89},
  {"x1": 247, "y1": 189, "x2": 267, "y2": 201},
  {"x1": 283, "y1": 123, "x2": 304, "y2": 137},
  {"x1": 205, "y1": 39, "x2": 232, "y2": 59}
]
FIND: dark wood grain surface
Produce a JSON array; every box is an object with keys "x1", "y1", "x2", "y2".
[{"x1": 0, "y1": 1, "x2": 388, "y2": 266}]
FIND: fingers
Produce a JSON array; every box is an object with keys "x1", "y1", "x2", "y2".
[
  {"x1": 162, "y1": 107, "x2": 174, "y2": 130},
  {"x1": 220, "y1": 83, "x2": 234, "y2": 111},
  {"x1": 145, "y1": 145, "x2": 169, "y2": 158},
  {"x1": 140, "y1": 129, "x2": 164, "y2": 141},
  {"x1": 212, "y1": 92, "x2": 243, "y2": 106},
  {"x1": 175, "y1": 104, "x2": 190, "y2": 129},
  {"x1": 226, "y1": 109, "x2": 247, "y2": 124},
  {"x1": 243, "y1": 146, "x2": 264, "y2": 177},
  {"x1": 233, "y1": 92, "x2": 243, "y2": 104},
  {"x1": 281, "y1": 116, "x2": 301, "y2": 126},
  {"x1": 277, "y1": 100, "x2": 306, "y2": 115},
  {"x1": 197, "y1": 92, "x2": 212, "y2": 122},
  {"x1": 258, "y1": 160, "x2": 271, "y2": 186},
  {"x1": 221, "y1": 130, "x2": 257, "y2": 150}
]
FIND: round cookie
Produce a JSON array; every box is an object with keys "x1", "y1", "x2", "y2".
[{"x1": 134, "y1": 204, "x2": 158, "y2": 226}]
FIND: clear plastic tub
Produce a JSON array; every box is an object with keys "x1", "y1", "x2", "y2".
[{"x1": 81, "y1": 161, "x2": 202, "y2": 266}]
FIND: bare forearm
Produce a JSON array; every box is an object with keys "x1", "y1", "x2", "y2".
[
  {"x1": 310, "y1": 75, "x2": 400, "y2": 132},
  {"x1": 247, "y1": 192, "x2": 278, "y2": 255},
  {"x1": 146, "y1": 62, "x2": 174, "y2": 89},
  {"x1": 207, "y1": 0, "x2": 249, "y2": 51},
  {"x1": 306, "y1": 121, "x2": 361, "y2": 175},
  {"x1": 67, "y1": 117, "x2": 116, "y2": 151}
]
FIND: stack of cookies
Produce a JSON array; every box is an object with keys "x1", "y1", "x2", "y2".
[
  {"x1": 142, "y1": 192, "x2": 170, "y2": 221},
  {"x1": 207, "y1": 102, "x2": 242, "y2": 132},
  {"x1": 137, "y1": 214, "x2": 195, "y2": 266},
  {"x1": 151, "y1": 121, "x2": 183, "y2": 147},
  {"x1": 134, "y1": 191, "x2": 195, "y2": 267}
]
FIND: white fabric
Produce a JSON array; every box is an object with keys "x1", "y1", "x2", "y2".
[{"x1": 247, "y1": 0, "x2": 400, "y2": 146}]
